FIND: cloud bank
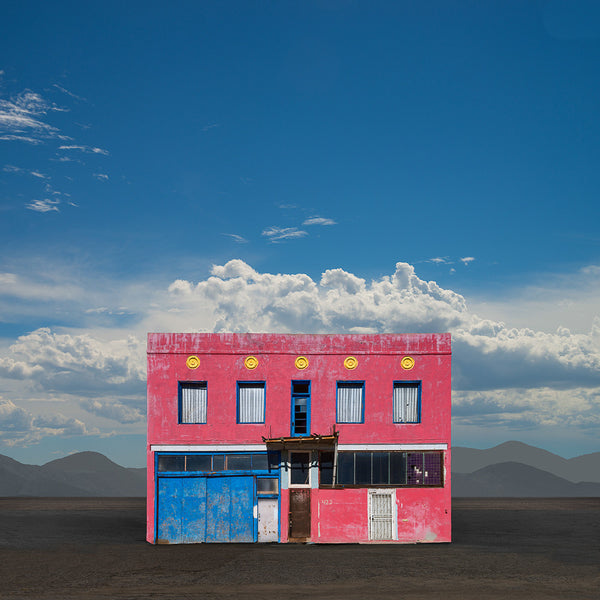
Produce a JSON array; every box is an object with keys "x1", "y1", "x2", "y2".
[
  {"x1": 165, "y1": 260, "x2": 600, "y2": 391},
  {"x1": 0, "y1": 398, "x2": 89, "y2": 446},
  {"x1": 0, "y1": 259, "x2": 598, "y2": 446}
]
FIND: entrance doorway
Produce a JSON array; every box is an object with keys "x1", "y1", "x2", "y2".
[
  {"x1": 289, "y1": 489, "x2": 311, "y2": 540},
  {"x1": 368, "y1": 490, "x2": 395, "y2": 541},
  {"x1": 288, "y1": 451, "x2": 311, "y2": 540}
]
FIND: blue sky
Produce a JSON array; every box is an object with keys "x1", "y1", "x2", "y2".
[{"x1": 1, "y1": 1, "x2": 599, "y2": 467}]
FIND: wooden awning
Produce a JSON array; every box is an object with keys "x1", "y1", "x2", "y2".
[{"x1": 261, "y1": 431, "x2": 338, "y2": 450}]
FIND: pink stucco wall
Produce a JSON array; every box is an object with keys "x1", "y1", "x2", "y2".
[{"x1": 147, "y1": 333, "x2": 451, "y2": 543}]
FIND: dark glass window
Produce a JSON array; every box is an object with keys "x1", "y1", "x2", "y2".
[
  {"x1": 290, "y1": 452, "x2": 310, "y2": 485},
  {"x1": 267, "y1": 451, "x2": 280, "y2": 472},
  {"x1": 355, "y1": 452, "x2": 372, "y2": 485},
  {"x1": 185, "y1": 455, "x2": 211, "y2": 471},
  {"x1": 158, "y1": 455, "x2": 185, "y2": 472},
  {"x1": 226, "y1": 454, "x2": 252, "y2": 470},
  {"x1": 212, "y1": 454, "x2": 225, "y2": 471},
  {"x1": 390, "y1": 452, "x2": 407, "y2": 485},
  {"x1": 157, "y1": 453, "x2": 278, "y2": 475},
  {"x1": 337, "y1": 452, "x2": 355, "y2": 485},
  {"x1": 257, "y1": 478, "x2": 279, "y2": 495},
  {"x1": 293, "y1": 382, "x2": 309, "y2": 394},
  {"x1": 372, "y1": 452, "x2": 390, "y2": 485},
  {"x1": 252, "y1": 454, "x2": 268, "y2": 471},
  {"x1": 328, "y1": 452, "x2": 442, "y2": 487},
  {"x1": 319, "y1": 451, "x2": 334, "y2": 485}
]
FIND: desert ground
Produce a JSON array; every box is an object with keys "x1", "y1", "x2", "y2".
[{"x1": 0, "y1": 497, "x2": 598, "y2": 600}]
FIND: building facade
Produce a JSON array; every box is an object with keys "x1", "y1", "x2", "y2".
[{"x1": 146, "y1": 333, "x2": 451, "y2": 544}]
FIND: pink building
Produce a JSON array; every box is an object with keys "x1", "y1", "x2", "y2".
[{"x1": 147, "y1": 333, "x2": 451, "y2": 544}]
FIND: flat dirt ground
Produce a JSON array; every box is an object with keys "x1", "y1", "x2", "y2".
[{"x1": 0, "y1": 498, "x2": 598, "y2": 600}]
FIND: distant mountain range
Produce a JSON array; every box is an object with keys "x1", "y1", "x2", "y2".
[
  {"x1": 452, "y1": 441, "x2": 600, "y2": 497},
  {"x1": 0, "y1": 441, "x2": 598, "y2": 496},
  {"x1": 452, "y1": 461, "x2": 600, "y2": 497},
  {"x1": 0, "y1": 452, "x2": 146, "y2": 497}
]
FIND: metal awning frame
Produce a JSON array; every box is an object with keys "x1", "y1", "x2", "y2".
[{"x1": 261, "y1": 430, "x2": 339, "y2": 450}]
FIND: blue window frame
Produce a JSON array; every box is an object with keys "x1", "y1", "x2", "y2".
[
  {"x1": 393, "y1": 381, "x2": 421, "y2": 423},
  {"x1": 336, "y1": 381, "x2": 365, "y2": 423},
  {"x1": 156, "y1": 452, "x2": 280, "y2": 474},
  {"x1": 237, "y1": 381, "x2": 266, "y2": 423},
  {"x1": 178, "y1": 381, "x2": 207, "y2": 424},
  {"x1": 291, "y1": 380, "x2": 311, "y2": 436}
]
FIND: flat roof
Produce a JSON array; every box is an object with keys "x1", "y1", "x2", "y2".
[{"x1": 147, "y1": 333, "x2": 451, "y2": 355}]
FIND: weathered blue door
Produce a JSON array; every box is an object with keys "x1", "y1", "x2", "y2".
[
  {"x1": 157, "y1": 475, "x2": 255, "y2": 543},
  {"x1": 182, "y1": 477, "x2": 207, "y2": 543},
  {"x1": 157, "y1": 477, "x2": 182, "y2": 543},
  {"x1": 206, "y1": 476, "x2": 254, "y2": 542},
  {"x1": 229, "y1": 476, "x2": 254, "y2": 542},
  {"x1": 157, "y1": 477, "x2": 207, "y2": 544}
]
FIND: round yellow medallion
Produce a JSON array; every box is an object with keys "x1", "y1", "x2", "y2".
[
  {"x1": 344, "y1": 356, "x2": 358, "y2": 370},
  {"x1": 401, "y1": 356, "x2": 415, "y2": 370},
  {"x1": 244, "y1": 356, "x2": 259, "y2": 370},
  {"x1": 186, "y1": 355, "x2": 200, "y2": 370},
  {"x1": 295, "y1": 356, "x2": 309, "y2": 370}
]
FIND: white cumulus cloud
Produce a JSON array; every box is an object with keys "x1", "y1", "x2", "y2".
[
  {"x1": 0, "y1": 398, "x2": 89, "y2": 446},
  {"x1": 0, "y1": 259, "x2": 599, "y2": 444},
  {"x1": 163, "y1": 260, "x2": 600, "y2": 414},
  {"x1": 0, "y1": 328, "x2": 145, "y2": 396}
]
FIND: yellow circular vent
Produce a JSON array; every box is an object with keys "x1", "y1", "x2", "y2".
[
  {"x1": 344, "y1": 356, "x2": 358, "y2": 370},
  {"x1": 401, "y1": 356, "x2": 415, "y2": 370},
  {"x1": 295, "y1": 356, "x2": 309, "y2": 370},
  {"x1": 244, "y1": 356, "x2": 259, "y2": 370},
  {"x1": 186, "y1": 355, "x2": 200, "y2": 370}
]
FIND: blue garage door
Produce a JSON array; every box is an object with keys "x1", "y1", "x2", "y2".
[
  {"x1": 206, "y1": 476, "x2": 254, "y2": 542},
  {"x1": 157, "y1": 476, "x2": 254, "y2": 543}
]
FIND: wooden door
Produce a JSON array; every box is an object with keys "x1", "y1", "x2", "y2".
[{"x1": 289, "y1": 489, "x2": 311, "y2": 540}]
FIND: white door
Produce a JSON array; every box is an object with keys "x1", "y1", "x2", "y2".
[
  {"x1": 369, "y1": 490, "x2": 395, "y2": 541},
  {"x1": 257, "y1": 498, "x2": 278, "y2": 542}
]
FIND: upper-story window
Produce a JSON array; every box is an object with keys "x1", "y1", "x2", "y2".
[
  {"x1": 237, "y1": 381, "x2": 266, "y2": 423},
  {"x1": 336, "y1": 381, "x2": 365, "y2": 423},
  {"x1": 393, "y1": 381, "x2": 421, "y2": 423},
  {"x1": 179, "y1": 382, "x2": 207, "y2": 424},
  {"x1": 291, "y1": 380, "x2": 310, "y2": 436}
]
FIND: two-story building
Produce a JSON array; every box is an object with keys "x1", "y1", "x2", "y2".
[{"x1": 146, "y1": 333, "x2": 451, "y2": 544}]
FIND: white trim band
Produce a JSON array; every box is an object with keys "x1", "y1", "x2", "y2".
[
  {"x1": 151, "y1": 444, "x2": 268, "y2": 452},
  {"x1": 151, "y1": 443, "x2": 448, "y2": 452},
  {"x1": 337, "y1": 443, "x2": 447, "y2": 451}
]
